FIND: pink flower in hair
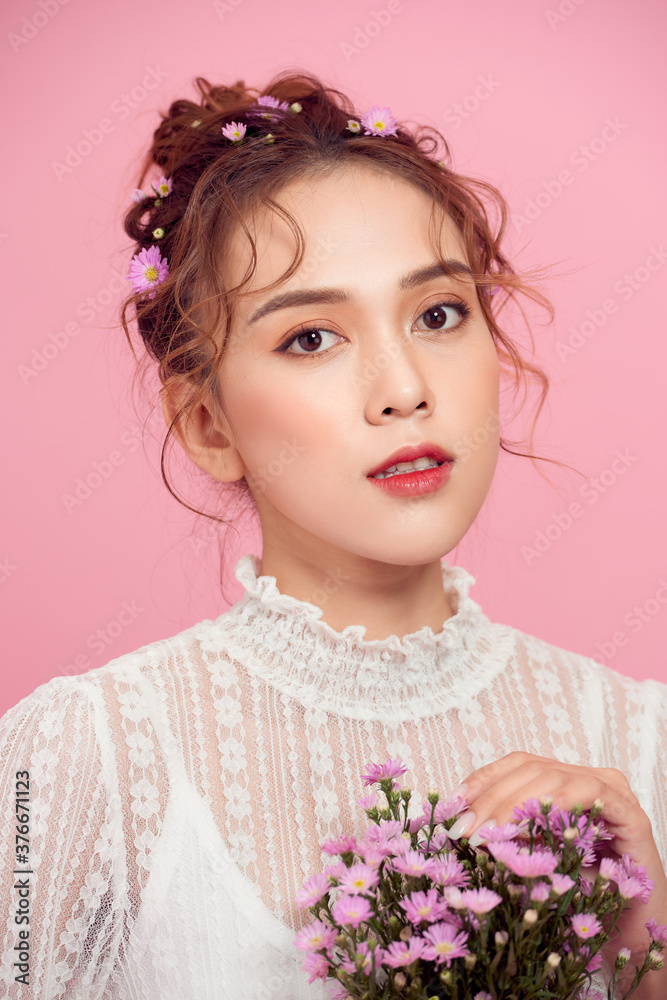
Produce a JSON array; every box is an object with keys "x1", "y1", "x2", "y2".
[
  {"x1": 247, "y1": 94, "x2": 290, "y2": 121},
  {"x1": 131, "y1": 188, "x2": 147, "y2": 203},
  {"x1": 222, "y1": 121, "x2": 246, "y2": 143},
  {"x1": 360, "y1": 105, "x2": 398, "y2": 137},
  {"x1": 152, "y1": 175, "x2": 172, "y2": 198},
  {"x1": 127, "y1": 245, "x2": 169, "y2": 299}
]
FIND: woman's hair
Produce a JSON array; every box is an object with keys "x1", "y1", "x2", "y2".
[{"x1": 120, "y1": 68, "x2": 577, "y2": 549}]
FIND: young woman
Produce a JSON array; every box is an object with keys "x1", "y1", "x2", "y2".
[{"x1": 1, "y1": 71, "x2": 665, "y2": 1000}]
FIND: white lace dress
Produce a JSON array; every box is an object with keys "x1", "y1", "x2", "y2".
[{"x1": 1, "y1": 554, "x2": 666, "y2": 999}]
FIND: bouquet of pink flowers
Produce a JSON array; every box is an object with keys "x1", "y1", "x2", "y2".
[{"x1": 294, "y1": 759, "x2": 667, "y2": 1000}]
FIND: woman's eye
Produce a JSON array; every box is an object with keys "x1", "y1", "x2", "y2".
[
  {"x1": 416, "y1": 300, "x2": 471, "y2": 332},
  {"x1": 277, "y1": 299, "x2": 471, "y2": 358},
  {"x1": 279, "y1": 327, "x2": 341, "y2": 356}
]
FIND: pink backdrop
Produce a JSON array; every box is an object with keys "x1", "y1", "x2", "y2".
[{"x1": 2, "y1": 0, "x2": 666, "y2": 716}]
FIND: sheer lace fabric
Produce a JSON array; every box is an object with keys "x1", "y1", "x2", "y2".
[{"x1": 1, "y1": 553, "x2": 665, "y2": 999}]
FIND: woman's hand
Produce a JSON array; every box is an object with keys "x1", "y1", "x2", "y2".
[{"x1": 446, "y1": 751, "x2": 667, "y2": 997}]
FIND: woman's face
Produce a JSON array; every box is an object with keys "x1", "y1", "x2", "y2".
[{"x1": 213, "y1": 163, "x2": 500, "y2": 569}]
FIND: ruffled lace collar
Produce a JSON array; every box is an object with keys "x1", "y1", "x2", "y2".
[{"x1": 208, "y1": 553, "x2": 513, "y2": 721}]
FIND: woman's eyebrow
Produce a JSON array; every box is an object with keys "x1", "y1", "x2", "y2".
[{"x1": 247, "y1": 259, "x2": 474, "y2": 326}]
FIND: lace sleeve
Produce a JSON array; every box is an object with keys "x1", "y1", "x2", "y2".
[{"x1": 0, "y1": 676, "x2": 127, "y2": 999}]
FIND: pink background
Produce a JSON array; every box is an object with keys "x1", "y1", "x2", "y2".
[{"x1": 1, "y1": 0, "x2": 666, "y2": 716}]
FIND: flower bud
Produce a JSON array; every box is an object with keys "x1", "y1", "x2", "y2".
[
  {"x1": 464, "y1": 954, "x2": 477, "y2": 970},
  {"x1": 615, "y1": 947, "x2": 631, "y2": 969},
  {"x1": 507, "y1": 884, "x2": 523, "y2": 899},
  {"x1": 571, "y1": 803, "x2": 583, "y2": 817},
  {"x1": 547, "y1": 953, "x2": 561, "y2": 969},
  {"x1": 400, "y1": 789, "x2": 411, "y2": 803},
  {"x1": 427, "y1": 790, "x2": 440, "y2": 805},
  {"x1": 495, "y1": 931, "x2": 509, "y2": 948},
  {"x1": 289, "y1": 102, "x2": 302, "y2": 113},
  {"x1": 540, "y1": 796, "x2": 553, "y2": 812},
  {"x1": 523, "y1": 909, "x2": 538, "y2": 926},
  {"x1": 591, "y1": 798, "x2": 604, "y2": 816},
  {"x1": 335, "y1": 933, "x2": 347, "y2": 948},
  {"x1": 152, "y1": 228, "x2": 165, "y2": 239},
  {"x1": 439, "y1": 969, "x2": 453, "y2": 986},
  {"x1": 649, "y1": 949, "x2": 664, "y2": 969},
  {"x1": 399, "y1": 925, "x2": 413, "y2": 942},
  {"x1": 393, "y1": 971, "x2": 407, "y2": 989},
  {"x1": 563, "y1": 826, "x2": 577, "y2": 843}
]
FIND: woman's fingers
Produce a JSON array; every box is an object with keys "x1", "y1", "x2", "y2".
[{"x1": 447, "y1": 752, "x2": 649, "y2": 853}]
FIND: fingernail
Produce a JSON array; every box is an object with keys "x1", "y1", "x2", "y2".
[
  {"x1": 448, "y1": 811, "x2": 476, "y2": 840},
  {"x1": 469, "y1": 818, "x2": 496, "y2": 849},
  {"x1": 449, "y1": 783, "x2": 469, "y2": 802}
]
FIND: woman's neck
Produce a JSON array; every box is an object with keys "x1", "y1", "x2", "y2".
[{"x1": 258, "y1": 543, "x2": 455, "y2": 642}]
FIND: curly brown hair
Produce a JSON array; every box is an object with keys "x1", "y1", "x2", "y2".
[{"x1": 120, "y1": 68, "x2": 577, "y2": 556}]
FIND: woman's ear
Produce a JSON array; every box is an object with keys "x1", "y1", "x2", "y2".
[{"x1": 160, "y1": 379, "x2": 246, "y2": 483}]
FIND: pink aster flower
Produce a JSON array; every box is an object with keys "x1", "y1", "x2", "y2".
[
  {"x1": 478, "y1": 822, "x2": 521, "y2": 842},
  {"x1": 302, "y1": 951, "x2": 328, "y2": 984},
  {"x1": 399, "y1": 889, "x2": 447, "y2": 926},
  {"x1": 331, "y1": 894, "x2": 373, "y2": 928},
  {"x1": 321, "y1": 835, "x2": 358, "y2": 856},
  {"x1": 356, "y1": 845, "x2": 385, "y2": 868},
  {"x1": 294, "y1": 919, "x2": 336, "y2": 953},
  {"x1": 646, "y1": 917, "x2": 667, "y2": 946},
  {"x1": 530, "y1": 882, "x2": 551, "y2": 903},
  {"x1": 246, "y1": 95, "x2": 290, "y2": 121},
  {"x1": 131, "y1": 188, "x2": 147, "y2": 202},
  {"x1": 338, "y1": 864, "x2": 379, "y2": 896},
  {"x1": 357, "y1": 792, "x2": 377, "y2": 810},
  {"x1": 127, "y1": 245, "x2": 169, "y2": 299},
  {"x1": 422, "y1": 922, "x2": 470, "y2": 967},
  {"x1": 295, "y1": 872, "x2": 330, "y2": 909},
  {"x1": 221, "y1": 121, "x2": 246, "y2": 142},
  {"x1": 599, "y1": 857, "x2": 619, "y2": 881},
  {"x1": 550, "y1": 872, "x2": 576, "y2": 895},
  {"x1": 360, "y1": 105, "x2": 398, "y2": 137},
  {"x1": 434, "y1": 797, "x2": 468, "y2": 823},
  {"x1": 360, "y1": 759, "x2": 408, "y2": 786},
  {"x1": 383, "y1": 937, "x2": 428, "y2": 968},
  {"x1": 152, "y1": 175, "x2": 172, "y2": 198},
  {"x1": 459, "y1": 887, "x2": 502, "y2": 915},
  {"x1": 571, "y1": 912, "x2": 603, "y2": 940},
  {"x1": 324, "y1": 861, "x2": 348, "y2": 880},
  {"x1": 618, "y1": 875, "x2": 652, "y2": 901},
  {"x1": 489, "y1": 842, "x2": 559, "y2": 878},
  {"x1": 390, "y1": 850, "x2": 438, "y2": 878},
  {"x1": 346, "y1": 119, "x2": 362, "y2": 133},
  {"x1": 431, "y1": 855, "x2": 470, "y2": 888}
]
